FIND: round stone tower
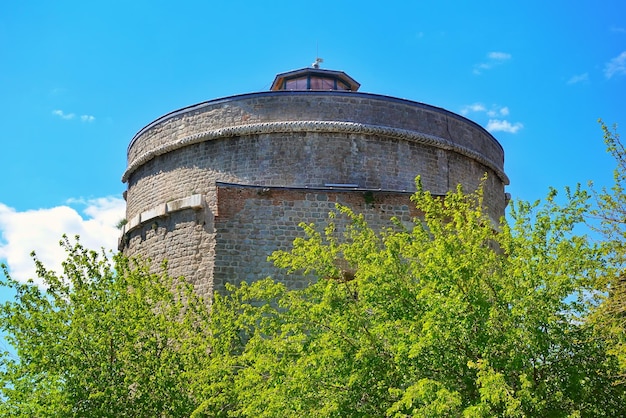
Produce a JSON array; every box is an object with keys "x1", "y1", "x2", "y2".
[{"x1": 120, "y1": 65, "x2": 508, "y2": 298}]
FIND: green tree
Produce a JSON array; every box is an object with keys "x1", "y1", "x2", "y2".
[
  {"x1": 590, "y1": 121, "x2": 626, "y2": 380},
  {"x1": 0, "y1": 236, "x2": 212, "y2": 417},
  {"x1": 202, "y1": 181, "x2": 625, "y2": 417},
  {"x1": 3, "y1": 177, "x2": 625, "y2": 416}
]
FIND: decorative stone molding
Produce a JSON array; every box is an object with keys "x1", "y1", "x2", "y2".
[
  {"x1": 122, "y1": 121, "x2": 509, "y2": 185},
  {"x1": 119, "y1": 194, "x2": 204, "y2": 249}
]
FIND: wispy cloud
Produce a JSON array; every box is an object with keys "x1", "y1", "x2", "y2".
[
  {"x1": 0, "y1": 197, "x2": 125, "y2": 286},
  {"x1": 567, "y1": 73, "x2": 589, "y2": 85},
  {"x1": 487, "y1": 52, "x2": 511, "y2": 61},
  {"x1": 605, "y1": 51, "x2": 626, "y2": 79},
  {"x1": 52, "y1": 109, "x2": 75, "y2": 120},
  {"x1": 610, "y1": 26, "x2": 626, "y2": 34},
  {"x1": 52, "y1": 109, "x2": 95, "y2": 122},
  {"x1": 461, "y1": 103, "x2": 510, "y2": 118},
  {"x1": 486, "y1": 119, "x2": 524, "y2": 134},
  {"x1": 460, "y1": 103, "x2": 487, "y2": 115},
  {"x1": 461, "y1": 102, "x2": 523, "y2": 134},
  {"x1": 488, "y1": 106, "x2": 509, "y2": 117},
  {"x1": 473, "y1": 51, "x2": 512, "y2": 75}
]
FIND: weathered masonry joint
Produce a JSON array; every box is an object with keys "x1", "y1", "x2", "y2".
[{"x1": 121, "y1": 65, "x2": 509, "y2": 299}]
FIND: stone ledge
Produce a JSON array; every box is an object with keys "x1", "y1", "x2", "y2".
[
  {"x1": 140, "y1": 203, "x2": 167, "y2": 223},
  {"x1": 127, "y1": 214, "x2": 141, "y2": 231},
  {"x1": 167, "y1": 194, "x2": 203, "y2": 212},
  {"x1": 119, "y1": 194, "x2": 204, "y2": 249}
]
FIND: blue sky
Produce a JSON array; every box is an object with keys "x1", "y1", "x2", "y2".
[{"x1": 0, "y1": 0, "x2": 625, "y2": 286}]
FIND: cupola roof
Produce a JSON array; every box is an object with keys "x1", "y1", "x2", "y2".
[{"x1": 270, "y1": 65, "x2": 360, "y2": 92}]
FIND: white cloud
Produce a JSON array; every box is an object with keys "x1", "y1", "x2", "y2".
[
  {"x1": 486, "y1": 107, "x2": 509, "y2": 117},
  {"x1": 460, "y1": 103, "x2": 486, "y2": 115},
  {"x1": 610, "y1": 26, "x2": 626, "y2": 34},
  {"x1": 567, "y1": 73, "x2": 589, "y2": 85},
  {"x1": 486, "y1": 119, "x2": 524, "y2": 134},
  {"x1": 461, "y1": 103, "x2": 522, "y2": 133},
  {"x1": 473, "y1": 51, "x2": 512, "y2": 74},
  {"x1": 52, "y1": 110, "x2": 95, "y2": 122},
  {"x1": 462, "y1": 103, "x2": 510, "y2": 117},
  {"x1": 52, "y1": 109, "x2": 75, "y2": 120},
  {"x1": 473, "y1": 63, "x2": 491, "y2": 74},
  {"x1": 0, "y1": 197, "x2": 125, "y2": 286},
  {"x1": 605, "y1": 51, "x2": 626, "y2": 79},
  {"x1": 488, "y1": 52, "x2": 512, "y2": 61}
]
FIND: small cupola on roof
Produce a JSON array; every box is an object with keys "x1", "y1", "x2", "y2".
[{"x1": 270, "y1": 59, "x2": 360, "y2": 92}]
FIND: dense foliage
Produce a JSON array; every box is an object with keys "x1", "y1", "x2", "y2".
[
  {"x1": 0, "y1": 238, "x2": 212, "y2": 417},
  {"x1": 2, "y1": 124, "x2": 626, "y2": 415},
  {"x1": 590, "y1": 121, "x2": 626, "y2": 381},
  {"x1": 203, "y1": 182, "x2": 624, "y2": 417}
]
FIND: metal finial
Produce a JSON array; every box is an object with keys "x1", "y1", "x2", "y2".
[{"x1": 312, "y1": 57, "x2": 324, "y2": 69}]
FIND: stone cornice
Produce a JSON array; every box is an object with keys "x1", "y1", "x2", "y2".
[{"x1": 122, "y1": 120, "x2": 509, "y2": 185}]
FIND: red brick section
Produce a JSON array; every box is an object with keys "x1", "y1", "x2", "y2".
[{"x1": 212, "y1": 185, "x2": 424, "y2": 294}]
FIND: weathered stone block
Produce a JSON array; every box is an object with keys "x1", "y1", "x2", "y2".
[{"x1": 140, "y1": 204, "x2": 167, "y2": 223}]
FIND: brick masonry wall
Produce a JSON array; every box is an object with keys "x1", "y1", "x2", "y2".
[
  {"x1": 124, "y1": 208, "x2": 216, "y2": 298},
  {"x1": 125, "y1": 131, "x2": 506, "y2": 223},
  {"x1": 122, "y1": 185, "x2": 427, "y2": 299},
  {"x1": 126, "y1": 92, "x2": 504, "y2": 172},
  {"x1": 213, "y1": 185, "x2": 421, "y2": 295},
  {"x1": 122, "y1": 91, "x2": 509, "y2": 299},
  {"x1": 124, "y1": 92, "x2": 507, "y2": 220}
]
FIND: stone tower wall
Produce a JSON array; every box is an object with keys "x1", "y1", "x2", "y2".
[{"x1": 121, "y1": 91, "x2": 508, "y2": 299}]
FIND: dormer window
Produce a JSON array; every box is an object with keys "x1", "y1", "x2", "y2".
[
  {"x1": 284, "y1": 76, "x2": 308, "y2": 90},
  {"x1": 283, "y1": 75, "x2": 352, "y2": 91}
]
